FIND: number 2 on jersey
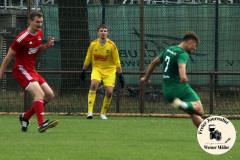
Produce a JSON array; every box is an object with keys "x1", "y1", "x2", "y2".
[{"x1": 164, "y1": 56, "x2": 170, "y2": 72}]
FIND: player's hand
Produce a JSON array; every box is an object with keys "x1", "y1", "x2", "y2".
[
  {"x1": 47, "y1": 36, "x2": 54, "y2": 48},
  {"x1": 180, "y1": 77, "x2": 188, "y2": 83},
  {"x1": 140, "y1": 77, "x2": 150, "y2": 83},
  {"x1": 80, "y1": 69, "x2": 86, "y2": 81},
  {"x1": 119, "y1": 73, "x2": 125, "y2": 88}
]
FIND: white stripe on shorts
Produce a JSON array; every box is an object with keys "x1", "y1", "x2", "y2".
[{"x1": 18, "y1": 65, "x2": 33, "y2": 80}]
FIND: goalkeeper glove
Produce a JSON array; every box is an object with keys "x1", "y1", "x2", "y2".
[
  {"x1": 80, "y1": 69, "x2": 86, "y2": 81},
  {"x1": 119, "y1": 73, "x2": 125, "y2": 88}
]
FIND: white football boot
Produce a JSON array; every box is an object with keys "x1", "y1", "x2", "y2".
[
  {"x1": 100, "y1": 113, "x2": 107, "y2": 120},
  {"x1": 87, "y1": 112, "x2": 93, "y2": 119},
  {"x1": 171, "y1": 98, "x2": 182, "y2": 109}
]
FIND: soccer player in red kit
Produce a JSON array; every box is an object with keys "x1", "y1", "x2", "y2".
[{"x1": 0, "y1": 11, "x2": 59, "y2": 133}]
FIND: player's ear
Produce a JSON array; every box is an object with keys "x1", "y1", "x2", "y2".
[{"x1": 189, "y1": 39, "x2": 194, "y2": 45}]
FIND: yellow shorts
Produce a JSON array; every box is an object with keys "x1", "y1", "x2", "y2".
[{"x1": 91, "y1": 68, "x2": 116, "y2": 87}]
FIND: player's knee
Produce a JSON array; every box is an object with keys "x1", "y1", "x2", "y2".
[
  {"x1": 90, "y1": 80, "x2": 99, "y2": 91},
  {"x1": 35, "y1": 91, "x2": 45, "y2": 99},
  {"x1": 199, "y1": 110, "x2": 204, "y2": 116},
  {"x1": 197, "y1": 106, "x2": 204, "y2": 116},
  {"x1": 90, "y1": 84, "x2": 98, "y2": 91},
  {"x1": 106, "y1": 92, "x2": 113, "y2": 98},
  {"x1": 48, "y1": 92, "x2": 54, "y2": 100},
  {"x1": 194, "y1": 101, "x2": 204, "y2": 116},
  {"x1": 45, "y1": 91, "x2": 54, "y2": 101}
]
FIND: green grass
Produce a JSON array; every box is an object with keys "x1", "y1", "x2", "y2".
[{"x1": 0, "y1": 115, "x2": 239, "y2": 160}]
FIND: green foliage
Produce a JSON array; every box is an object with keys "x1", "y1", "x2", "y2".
[{"x1": 0, "y1": 115, "x2": 239, "y2": 160}]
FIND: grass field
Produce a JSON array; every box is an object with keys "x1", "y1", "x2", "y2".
[{"x1": 0, "y1": 115, "x2": 239, "y2": 160}]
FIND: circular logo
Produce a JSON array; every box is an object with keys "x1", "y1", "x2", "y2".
[{"x1": 197, "y1": 116, "x2": 237, "y2": 155}]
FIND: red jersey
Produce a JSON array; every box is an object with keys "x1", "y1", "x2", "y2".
[{"x1": 11, "y1": 28, "x2": 43, "y2": 70}]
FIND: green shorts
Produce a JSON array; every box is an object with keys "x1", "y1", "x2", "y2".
[{"x1": 163, "y1": 84, "x2": 200, "y2": 103}]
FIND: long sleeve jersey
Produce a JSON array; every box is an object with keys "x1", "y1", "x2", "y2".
[{"x1": 84, "y1": 38, "x2": 121, "y2": 75}]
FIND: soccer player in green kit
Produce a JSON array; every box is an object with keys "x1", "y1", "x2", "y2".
[{"x1": 141, "y1": 31, "x2": 204, "y2": 128}]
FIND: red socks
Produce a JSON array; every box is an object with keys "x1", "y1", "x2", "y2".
[
  {"x1": 34, "y1": 99, "x2": 45, "y2": 126},
  {"x1": 24, "y1": 99, "x2": 44, "y2": 126},
  {"x1": 24, "y1": 106, "x2": 35, "y2": 121}
]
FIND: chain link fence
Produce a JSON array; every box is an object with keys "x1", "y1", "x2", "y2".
[{"x1": 0, "y1": 0, "x2": 240, "y2": 117}]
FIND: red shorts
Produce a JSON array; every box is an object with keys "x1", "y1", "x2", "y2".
[{"x1": 12, "y1": 65, "x2": 46, "y2": 90}]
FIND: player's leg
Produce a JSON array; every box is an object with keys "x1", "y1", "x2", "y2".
[
  {"x1": 100, "y1": 86, "x2": 113, "y2": 119},
  {"x1": 173, "y1": 99, "x2": 204, "y2": 127},
  {"x1": 87, "y1": 68, "x2": 102, "y2": 119},
  {"x1": 189, "y1": 113, "x2": 203, "y2": 128},
  {"x1": 13, "y1": 68, "x2": 42, "y2": 132},
  {"x1": 86, "y1": 79, "x2": 99, "y2": 119},
  {"x1": 172, "y1": 99, "x2": 204, "y2": 116},
  {"x1": 40, "y1": 82, "x2": 54, "y2": 106},
  {"x1": 22, "y1": 83, "x2": 53, "y2": 131},
  {"x1": 13, "y1": 67, "x2": 58, "y2": 132},
  {"x1": 190, "y1": 100, "x2": 204, "y2": 116},
  {"x1": 171, "y1": 99, "x2": 204, "y2": 127},
  {"x1": 165, "y1": 85, "x2": 204, "y2": 127},
  {"x1": 27, "y1": 82, "x2": 59, "y2": 133},
  {"x1": 170, "y1": 85, "x2": 204, "y2": 116},
  {"x1": 27, "y1": 81, "x2": 45, "y2": 127},
  {"x1": 30, "y1": 81, "x2": 59, "y2": 133},
  {"x1": 100, "y1": 72, "x2": 115, "y2": 119},
  {"x1": 37, "y1": 81, "x2": 59, "y2": 132}
]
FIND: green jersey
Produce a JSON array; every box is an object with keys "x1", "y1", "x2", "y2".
[
  {"x1": 159, "y1": 46, "x2": 189, "y2": 88},
  {"x1": 159, "y1": 46, "x2": 200, "y2": 103}
]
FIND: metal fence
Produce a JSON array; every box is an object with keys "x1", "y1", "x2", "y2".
[
  {"x1": 0, "y1": 0, "x2": 54, "y2": 9},
  {"x1": 0, "y1": 0, "x2": 240, "y2": 117},
  {"x1": 1, "y1": 0, "x2": 239, "y2": 9}
]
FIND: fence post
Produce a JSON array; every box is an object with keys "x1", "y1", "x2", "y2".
[
  {"x1": 214, "y1": 1, "x2": 219, "y2": 96},
  {"x1": 4, "y1": 0, "x2": 7, "y2": 9},
  {"x1": 210, "y1": 74, "x2": 214, "y2": 114},
  {"x1": 24, "y1": 90, "x2": 31, "y2": 112},
  {"x1": 139, "y1": 0, "x2": 145, "y2": 114},
  {"x1": 101, "y1": 0, "x2": 106, "y2": 24},
  {"x1": 23, "y1": 0, "x2": 32, "y2": 112},
  {"x1": 20, "y1": 0, "x2": 23, "y2": 10},
  {"x1": 116, "y1": 74, "x2": 120, "y2": 113},
  {"x1": 27, "y1": 0, "x2": 31, "y2": 24}
]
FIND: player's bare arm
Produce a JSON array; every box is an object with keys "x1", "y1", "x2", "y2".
[
  {"x1": 178, "y1": 63, "x2": 188, "y2": 83},
  {"x1": 117, "y1": 67, "x2": 122, "y2": 74},
  {"x1": 83, "y1": 64, "x2": 88, "y2": 70},
  {"x1": 81, "y1": 43, "x2": 93, "y2": 81},
  {"x1": 37, "y1": 36, "x2": 55, "y2": 53},
  {"x1": 141, "y1": 57, "x2": 162, "y2": 83},
  {"x1": 0, "y1": 47, "x2": 16, "y2": 80}
]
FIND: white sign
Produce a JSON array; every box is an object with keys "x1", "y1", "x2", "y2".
[{"x1": 197, "y1": 116, "x2": 237, "y2": 155}]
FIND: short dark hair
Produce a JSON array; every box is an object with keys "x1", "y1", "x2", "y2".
[
  {"x1": 97, "y1": 24, "x2": 108, "y2": 32},
  {"x1": 183, "y1": 31, "x2": 200, "y2": 44},
  {"x1": 29, "y1": 11, "x2": 43, "y2": 21}
]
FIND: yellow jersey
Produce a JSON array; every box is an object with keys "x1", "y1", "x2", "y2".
[{"x1": 84, "y1": 38, "x2": 121, "y2": 75}]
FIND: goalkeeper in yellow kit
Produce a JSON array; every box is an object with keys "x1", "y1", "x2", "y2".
[{"x1": 80, "y1": 24, "x2": 124, "y2": 119}]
